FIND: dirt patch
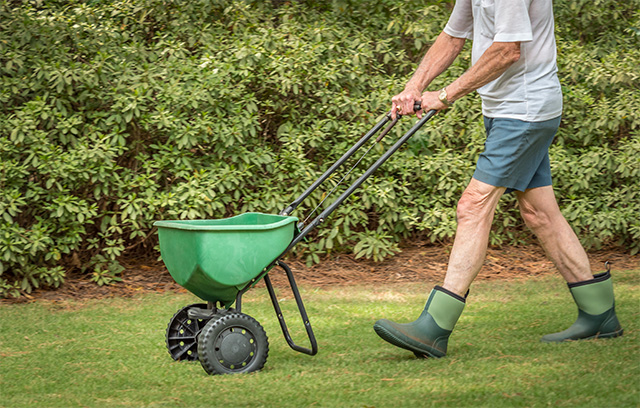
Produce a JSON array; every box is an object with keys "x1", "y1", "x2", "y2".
[{"x1": 5, "y1": 241, "x2": 638, "y2": 303}]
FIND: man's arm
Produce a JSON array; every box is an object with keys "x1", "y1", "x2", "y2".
[
  {"x1": 418, "y1": 40, "x2": 521, "y2": 114},
  {"x1": 392, "y1": 31, "x2": 466, "y2": 118}
]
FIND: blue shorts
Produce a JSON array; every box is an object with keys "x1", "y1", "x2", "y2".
[{"x1": 473, "y1": 116, "x2": 561, "y2": 193}]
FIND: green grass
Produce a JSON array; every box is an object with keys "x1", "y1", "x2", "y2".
[{"x1": 0, "y1": 270, "x2": 638, "y2": 408}]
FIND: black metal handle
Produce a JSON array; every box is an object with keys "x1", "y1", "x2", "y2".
[
  {"x1": 283, "y1": 109, "x2": 437, "y2": 252},
  {"x1": 280, "y1": 114, "x2": 392, "y2": 216},
  {"x1": 281, "y1": 103, "x2": 427, "y2": 216},
  {"x1": 375, "y1": 101, "x2": 424, "y2": 143}
]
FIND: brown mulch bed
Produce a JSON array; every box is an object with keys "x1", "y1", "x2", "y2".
[{"x1": 5, "y1": 241, "x2": 638, "y2": 303}]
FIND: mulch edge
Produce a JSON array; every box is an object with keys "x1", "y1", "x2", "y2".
[{"x1": 3, "y1": 242, "x2": 637, "y2": 304}]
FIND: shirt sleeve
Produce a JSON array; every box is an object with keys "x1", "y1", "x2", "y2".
[
  {"x1": 493, "y1": 0, "x2": 533, "y2": 42},
  {"x1": 444, "y1": 0, "x2": 474, "y2": 40}
]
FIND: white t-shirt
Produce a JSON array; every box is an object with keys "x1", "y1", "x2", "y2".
[{"x1": 444, "y1": 0, "x2": 562, "y2": 122}]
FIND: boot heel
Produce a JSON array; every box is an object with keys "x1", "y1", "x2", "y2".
[{"x1": 595, "y1": 328, "x2": 624, "y2": 339}]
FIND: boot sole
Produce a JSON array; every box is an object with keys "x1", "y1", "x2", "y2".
[
  {"x1": 373, "y1": 323, "x2": 444, "y2": 358},
  {"x1": 542, "y1": 327, "x2": 624, "y2": 343}
]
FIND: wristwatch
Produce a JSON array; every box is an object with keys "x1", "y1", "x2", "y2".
[{"x1": 439, "y1": 88, "x2": 452, "y2": 107}]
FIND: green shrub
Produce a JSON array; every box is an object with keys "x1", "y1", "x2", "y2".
[{"x1": 0, "y1": 0, "x2": 638, "y2": 297}]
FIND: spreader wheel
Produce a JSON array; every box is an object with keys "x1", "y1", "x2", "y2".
[
  {"x1": 165, "y1": 303, "x2": 213, "y2": 361},
  {"x1": 197, "y1": 312, "x2": 269, "y2": 375}
]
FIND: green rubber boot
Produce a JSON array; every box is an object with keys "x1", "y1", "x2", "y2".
[
  {"x1": 373, "y1": 286, "x2": 466, "y2": 358},
  {"x1": 541, "y1": 270, "x2": 624, "y2": 343}
]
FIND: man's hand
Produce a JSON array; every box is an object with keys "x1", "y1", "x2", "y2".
[
  {"x1": 391, "y1": 89, "x2": 449, "y2": 119},
  {"x1": 391, "y1": 87, "x2": 421, "y2": 119},
  {"x1": 417, "y1": 90, "x2": 449, "y2": 118}
]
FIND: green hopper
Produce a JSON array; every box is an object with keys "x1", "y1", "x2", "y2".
[{"x1": 155, "y1": 213, "x2": 298, "y2": 306}]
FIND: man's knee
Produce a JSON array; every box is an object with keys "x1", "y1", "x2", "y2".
[
  {"x1": 456, "y1": 182, "x2": 503, "y2": 223},
  {"x1": 456, "y1": 192, "x2": 480, "y2": 223}
]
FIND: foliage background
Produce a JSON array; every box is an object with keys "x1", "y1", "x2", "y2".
[{"x1": 1, "y1": 0, "x2": 638, "y2": 297}]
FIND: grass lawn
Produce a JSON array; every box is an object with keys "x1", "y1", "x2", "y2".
[{"x1": 0, "y1": 269, "x2": 638, "y2": 407}]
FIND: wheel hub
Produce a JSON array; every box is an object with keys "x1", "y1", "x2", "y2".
[
  {"x1": 215, "y1": 327, "x2": 256, "y2": 369},
  {"x1": 221, "y1": 332, "x2": 251, "y2": 362}
]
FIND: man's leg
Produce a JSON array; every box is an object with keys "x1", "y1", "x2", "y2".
[
  {"x1": 516, "y1": 186, "x2": 623, "y2": 342},
  {"x1": 442, "y1": 178, "x2": 506, "y2": 296},
  {"x1": 373, "y1": 178, "x2": 504, "y2": 357},
  {"x1": 515, "y1": 186, "x2": 592, "y2": 282}
]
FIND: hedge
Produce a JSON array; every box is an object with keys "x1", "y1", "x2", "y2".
[{"x1": 1, "y1": 0, "x2": 638, "y2": 297}]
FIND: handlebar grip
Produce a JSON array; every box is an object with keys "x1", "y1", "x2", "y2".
[{"x1": 377, "y1": 101, "x2": 426, "y2": 143}]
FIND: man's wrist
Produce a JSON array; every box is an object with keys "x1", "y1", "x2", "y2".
[
  {"x1": 438, "y1": 87, "x2": 452, "y2": 107},
  {"x1": 404, "y1": 84, "x2": 423, "y2": 95}
]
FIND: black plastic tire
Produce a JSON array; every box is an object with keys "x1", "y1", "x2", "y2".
[
  {"x1": 197, "y1": 312, "x2": 269, "y2": 375},
  {"x1": 165, "y1": 303, "x2": 212, "y2": 361}
]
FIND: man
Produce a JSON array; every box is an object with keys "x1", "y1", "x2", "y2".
[{"x1": 373, "y1": 0, "x2": 623, "y2": 358}]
